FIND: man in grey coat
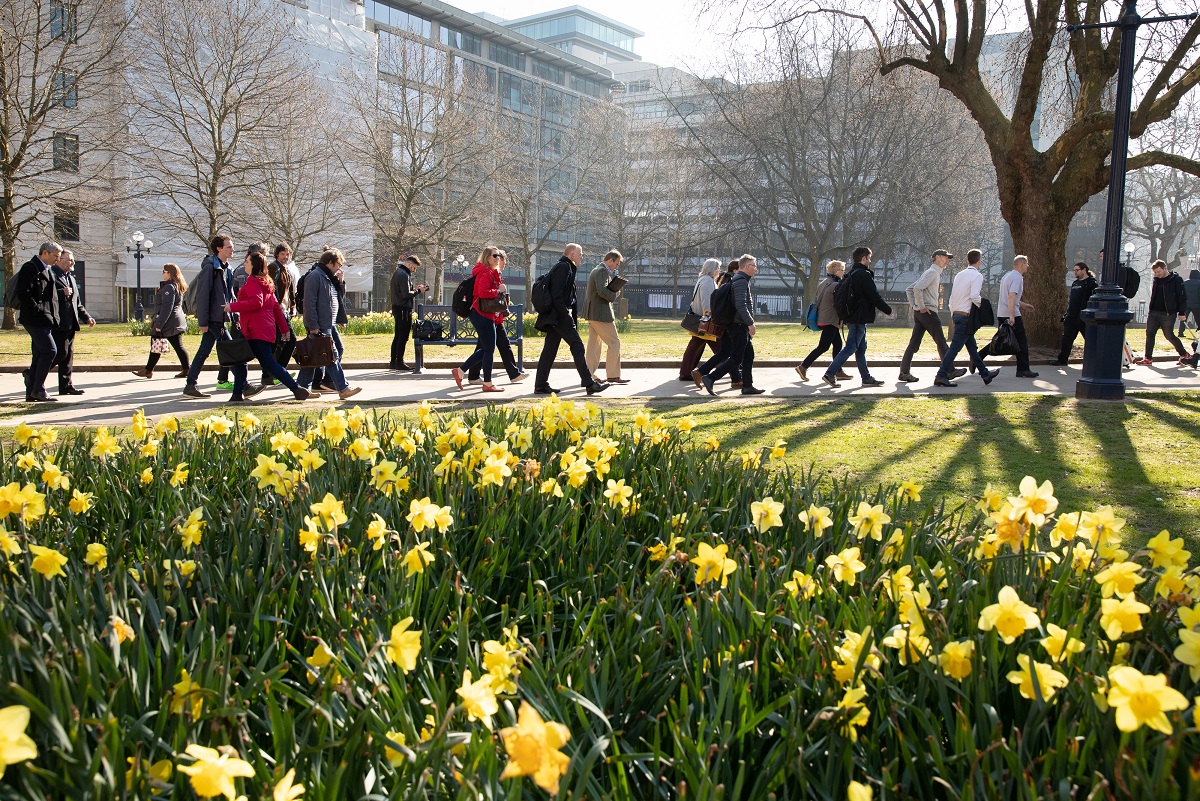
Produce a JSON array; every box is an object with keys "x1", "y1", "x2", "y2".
[
  {"x1": 296, "y1": 248, "x2": 360, "y2": 400},
  {"x1": 583, "y1": 249, "x2": 628, "y2": 384},
  {"x1": 698, "y1": 254, "x2": 765, "y2": 396},
  {"x1": 899, "y1": 249, "x2": 964, "y2": 383}
]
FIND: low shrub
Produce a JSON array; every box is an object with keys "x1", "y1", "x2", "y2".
[
  {"x1": 343, "y1": 312, "x2": 399, "y2": 335},
  {"x1": 129, "y1": 314, "x2": 200, "y2": 336}
]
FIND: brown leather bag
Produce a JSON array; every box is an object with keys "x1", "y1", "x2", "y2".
[{"x1": 294, "y1": 332, "x2": 336, "y2": 367}]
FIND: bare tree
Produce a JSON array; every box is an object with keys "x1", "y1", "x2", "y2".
[
  {"x1": 1124, "y1": 100, "x2": 1200, "y2": 268},
  {"x1": 0, "y1": 0, "x2": 130, "y2": 328},
  {"x1": 591, "y1": 119, "x2": 664, "y2": 269},
  {"x1": 127, "y1": 0, "x2": 309, "y2": 248}
]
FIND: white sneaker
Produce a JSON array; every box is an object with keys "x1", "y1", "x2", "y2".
[{"x1": 510, "y1": 372, "x2": 529, "y2": 383}]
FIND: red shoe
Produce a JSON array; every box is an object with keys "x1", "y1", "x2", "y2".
[
  {"x1": 451, "y1": 367, "x2": 465, "y2": 389},
  {"x1": 481, "y1": 383, "x2": 505, "y2": 392},
  {"x1": 1134, "y1": 358, "x2": 1153, "y2": 366}
]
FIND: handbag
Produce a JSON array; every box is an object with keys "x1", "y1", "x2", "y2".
[
  {"x1": 478, "y1": 294, "x2": 509, "y2": 315},
  {"x1": 681, "y1": 282, "x2": 703, "y2": 334},
  {"x1": 150, "y1": 337, "x2": 171, "y2": 354},
  {"x1": 698, "y1": 316, "x2": 724, "y2": 339},
  {"x1": 216, "y1": 336, "x2": 254, "y2": 366},
  {"x1": 988, "y1": 322, "x2": 1021, "y2": 356},
  {"x1": 413, "y1": 319, "x2": 444, "y2": 341},
  {"x1": 294, "y1": 332, "x2": 336, "y2": 367}
]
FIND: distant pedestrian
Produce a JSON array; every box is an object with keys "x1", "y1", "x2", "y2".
[
  {"x1": 584, "y1": 249, "x2": 629, "y2": 384},
  {"x1": 821, "y1": 247, "x2": 891, "y2": 388},
  {"x1": 898, "y1": 249, "x2": 959, "y2": 383},
  {"x1": 389, "y1": 254, "x2": 427, "y2": 371},
  {"x1": 133, "y1": 264, "x2": 191, "y2": 380},
  {"x1": 296, "y1": 248, "x2": 361, "y2": 400},
  {"x1": 697, "y1": 253, "x2": 765, "y2": 396},
  {"x1": 533, "y1": 243, "x2": 608, "y2": 396},
  {"x1": 796, "y1": 260, "x2": 850, "y2": 382},
  {"x1": 183, "y1": 235, "x2": 236, "y2": 399},
  {"x1": 1184, "y1": 268, "x2": 1200, "y2": 330},
  {"x1": 678, "y1": 259, "x2": 720, "y2": 381},
  {"x1": 228, "y1": 252, "x2": 316, "y2": 401},
  {"x1": 50, "y1": 249, "x2": 93, "y2": 395},
  {"x1": 1137, "y1": 259, "x2": 1189, "y2": 365},
  {"x1": 979, "y1": 255, "x2": 1038, "y2": 378},
  {"x1": 452, "y1": 245, "x2": 513, "y2": 393},
  {"x1": 932, "y1": 248, "x2": 998, "y2": 387},
  {"x1": 16, "y1": 241, "x2": 63, "y2": 403},
  {"x1": 1052, "y1": 262, "x2": 1098, "y2": 365}
]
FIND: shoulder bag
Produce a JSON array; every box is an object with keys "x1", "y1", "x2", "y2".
[
  {"x1": 293, "y1": 332, "x2": 336, "y2": 367},
  {"x1": 681, "y1": 282, "x2": 703, "y2": 334},
  {"x1": 216, "y1": 336, "x2": 254, "y2": 366}
]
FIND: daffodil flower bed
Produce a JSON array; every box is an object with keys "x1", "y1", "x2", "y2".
[{"x1": 0, "y1": 400, "x2": 1198, "y2": 800}]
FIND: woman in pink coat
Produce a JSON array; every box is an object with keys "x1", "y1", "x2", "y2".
[{"x1": 228, "y1": 253, "x2": 317, "y2": 402}]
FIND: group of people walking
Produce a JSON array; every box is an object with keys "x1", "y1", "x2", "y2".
[{"x1": 11, "y1": 241, "x2": 93, "y2": 402}]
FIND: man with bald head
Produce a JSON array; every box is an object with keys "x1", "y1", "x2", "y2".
[
  {"x1": 533, "y1": 243, "x2": 608, "y2": 395},
  {"x1": 51, "y1": 248, "x2": 94, "y2": 395}
]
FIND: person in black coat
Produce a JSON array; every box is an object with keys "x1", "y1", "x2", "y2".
[
  {"x1": 1140, "y1": 259, "x2": 1190, "y2": 363},
  {"x1": 389, "y1": 254, "x2": 427, "y2": 371},
  {"x1": 1052, "y1": 262, "x2": 1098, "y2": 365},
  {"x1": 15, "y1": 241, "x2": 63, "y2": 402},
  {"x1": 49, "y1": 249, "x2": 93, "y2": 395},
  {"x1": 533, "y1": 243, "x2": 607, "y2": 395},
  {"x1": 821, "y1": 246, "x2": 892, "y2": 388},
  {"x1": 183, "y1": 235, "x2": 242, "y2": 398},
  {"x1": 696, "y1": 254, "x2": 765, "y2": 395}
]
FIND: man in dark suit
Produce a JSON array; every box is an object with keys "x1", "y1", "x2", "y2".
[
  {"x1": 51, "y1": 249, "x2": 94, "y2": 395},
  {"x1": 533, "y1": 243, "x2": 607, "y2": 395},
  {"x1": 15, "y1": 242, "x2": 62, "y2": 402}
]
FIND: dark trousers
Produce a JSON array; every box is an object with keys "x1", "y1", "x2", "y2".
[
  {"x1": 1145, "y1": 310, "x2": 1187, "y2": 358},
  {"x1": 937, "y1": 313, "x2": 988, "y2": 379},
  {"x1": 460, "y1": 309, "x2": 499, "y2": 383},
  {"x1": 980, "y1": 316, "x2": 1030, "y2": 372},
  {"x1": 245, "y1": 338, "x2": 300, "y2": 394},
  {"x1": 801, "y1": 325, "x2": 843, "y2": 371},
  {"x1": 391, "y1": 306, "x2": 412, "y2": 366},
  {"x1": 899, "y1": 311, "x2": 948, "y2": 373},
  {"x1": 702, "y1": 324, "x2": 754, "y2": 387},
  {"x1": 679, "y1": 335, "x2": 717, "y2": 379},
  {"x1": 187, "y1": 325, "x2": 229, "y2": 387},
  {"x1": 51, "y1": 330, "x2": 76, "y2": 390},
  {"x1": 535, "y1": 320, "x2": 592, "y2": 388},
  {"x1": 467, "y1": 319, "x2": 521, "y2": 380},
  {"x1": 698, "y1": 334, "x2": 743, "y2": 382},
  {"x1": 147, "y1": 334, "x2": 190, "y2": 372},
  {"x1": 263, "y1": 336, "x2": 296, "y2": 385},
  {"x1": 1057, "y1": 318, "x2": 1085, "y2": 361},
  {"x1": 25, "y1": 325, "x2": 58, "y2": 398}
]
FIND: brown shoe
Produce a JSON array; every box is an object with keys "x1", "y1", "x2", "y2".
[
  {"x1": 339, "y1": 387, "x2": 362, "y2": 400},
  {"x1": 132, "y1": 369, "x2": 153, "y2": 378},
  {"x1": 731, "y1": 381, "x2": 744, "y2": 389},
  {"x1": 691, "y1": 368, "x2": 704, "y2": 389},
  {"x1": 606, "y1": 378, "x2": 631, "y2": 384},
  {"x1": 174, "y1": 370, "x2": 189, "y2": 378}
]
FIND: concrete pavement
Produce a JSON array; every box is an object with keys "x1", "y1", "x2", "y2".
[{"x1": 4, "y1": 359, "x2": 1198, "y2": 427}]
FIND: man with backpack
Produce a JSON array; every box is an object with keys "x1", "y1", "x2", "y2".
[
  {"x1": 696, "y1": 253, "x2": 765, "y2": 396},
  {"x1": 12, "y1": 241, "x2": 62, "y2": 402},
  {"x1": 389, "y1": 254, "x2": 426, "y2": 371},
  {"x1": 183, "y1": 235, "x2": 251, "y2": 398},
  {"x1": 821, "y1": 246, "x2": 892, "y2": 388},
  {"x1": 532, "y1": 243, "x2": 607, "y2": 395}
]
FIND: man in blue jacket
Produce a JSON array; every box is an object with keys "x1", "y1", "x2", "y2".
[{"x1": 822, "y1": 246, "x2": 892, "y2": 388}]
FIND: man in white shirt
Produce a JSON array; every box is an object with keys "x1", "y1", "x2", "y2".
[
  {"x1": 979, "y1": 255, "x2": 1038, "y2": 377},
  {"x1": 933, "y1": 248, "x2": 999, "y2": 387}
]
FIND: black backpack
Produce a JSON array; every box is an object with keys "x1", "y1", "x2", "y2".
[
  {"x1": 3, "y1": 267, "x2": 21, "y2": 309},
  {"x1": 709, "y1": 281, "x2": 735, "y2": 326},
  {"x1": 1117, "y1": 265, "x2": 1141, "y2": 299},
  {"x1": 531, "y1": 272, "x2": 553, "y2": 314},
  {"x1": 295, "y1": 265, "x2": 317, "y2": 308},
  {"x1": 452, "y1": 275, "x2": 475, "y2": 318},
  {"x1": 833, "y1": 270, "x2": 858, "y2": 321}
]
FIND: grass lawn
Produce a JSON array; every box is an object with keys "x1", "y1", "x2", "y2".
[
  {"x1": 112, "y1": 391, "x2": 1200, "y2": 553},
  {"x1": 0, "y1": 318, "x2": 1074, "y2": 367}
]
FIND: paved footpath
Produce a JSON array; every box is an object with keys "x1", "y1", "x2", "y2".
[{"x1": 3, "y1": 361, "x2": 1197, "y2": 427}]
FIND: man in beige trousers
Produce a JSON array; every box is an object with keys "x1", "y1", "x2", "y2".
[{"x1": 583, "y1": 249, "x2": 630, "y2": 384}]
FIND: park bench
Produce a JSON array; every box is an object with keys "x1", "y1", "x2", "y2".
[{"x1": 411, "y1": 303, "x2": 525, "y2": 375}]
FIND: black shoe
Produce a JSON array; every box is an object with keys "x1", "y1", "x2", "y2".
[
  {"x1": 1050, "y1": 359, "x2": 1068, "y2": 366},
  {"x1": 933, "y1": 377, "x2": 957, "y2": 387},
  {"x1": 183, "y1": 385, "x2": 211, "y2": 399},
  {"x1": 702, "y1": 374, "x2": 716, "y2": 396},
  {"x1": 586, "y1": 382, "x2": 609, "y2": 395},
  {"x1": 982, "y1": 368, "x2": 1000, "y2": 385},
  {"x1": 59, "y1": 386, "x2": 85, "y2": 395},
  {"x1": 898, "y1": 373, "x2": 918, "y2": 383},
  {"x1": 228, "y1": 397, "x2": 246, "y2": 404},
  {"x1": 533, "y1": 385, "x2": 559, "y2": 395},
  {"x1": 1015, "y1": 370, "x2": 1040, "y2": 378},
  {"x1": 243, "y1": 383, "x2": 266, "y2": 398},
  {"x1": 741, "y1": 386, "x2": 766, "y2": 395},
  {"x1": 861, "y1": 378, "x2": 885, "y2": 387},
  {"x1": 392, "y1": 363, "x2": 413, "y2": 372},
  {"x1": 26, "y1": 395, "x2": 57, "y2": 403},
  {"x1": 950, "y1": 368, "x2": 968, "y2": 379},
  {"x1": 821, "y1": 374, "x2": 840, "y2": 388},
  {"x1": 677, "y1": 375, "x2": 694, "y2": 382},
  {"x1": 969, "y1": 361, "x2": 978, "y2": 374}
]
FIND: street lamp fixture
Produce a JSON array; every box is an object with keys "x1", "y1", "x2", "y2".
[{"x1": 125, "y1": 231, "x2": 153, "y2": 320}]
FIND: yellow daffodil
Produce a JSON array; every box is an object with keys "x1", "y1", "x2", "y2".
[
  {"x1": 1008, "y1": 476, "x2": 1058, "y2": 527},
  {"x1": 768, "y1": 439, "x2": 787, "y2": 460},
  {"x1": 1094, "y1": 561, "x2": 1144, "y2": 599},
  {"x1": 84, "y1": 543, "x2": 107, "y2": 569},
  {"x1": 798, "y1": 504, "x2": 833, "y2": 537},
  {"x1": 539, "y1": 478, "x2": 563, "y2": 498},
  {"x1": 1099, "y1": 596, "x2": 1150, "y2": 640},
  {"x1": 1049, "y1": 511, "x2": 1080, "y2": 547},
  {"x1": 884, "y1": 565, "x2": 914, "y2": 601},
  {"x1": 648, "y1": 537, "x2": 684, "y2": 563},
  {"x1": 499, "y1": 701, "x2": 571, "y2": 793},
  {"x1": 1146, "y1": 529, "x2": 1190, "y2": 569},
  {"x1": 66, "y1": 489, "x2": 93, "y2": 515},
  {"x1": 976, "y1": 483, "x2": 1004, "y2": 513},
  {"x1": 676, "y1": 416, "x2": 697, "y2": 432},
  {"x1": 1078, "y1": 506, "x2": 1125, "y2": 547},
  {"x1": 1106, "y1": 666, "x2": 1188, "y2": 734},
  {"x1": 691, "y1": 542, "x2": 737, "y2": 587},
  {"x1": 456, "y1": 669, "x2": 498, "y2": 729},
  {"x1": 848, "y1": 780, "x2": 873, "y2": 801},
  {"x1": 403, "y1": 542, "x2": 435, "y2": 577},
  {"x1": 825, "y1": 547, "x2": 866, "y2": 586},
  {"x1": 176, "y1": 743, "x2": 254, "y2": 799},
  {"x1": 238, "y1": 412, "x2": 261, "y2": 432},
  {"x1": 383, "y1": 730, "x2": 407, "y2": 768},
  {"x1": 139, "y1": 467, "x2": 154, "y2": 485},
  {"x1": 1175, "y1": 628, "x2": 1200, "y2": 681},
  {"x1": 273, "y1": 767, "x2": 304, "y2": 801},
  {"x1": 110, "y1": 615, "x2": 135, "y2": 644},
  {"x1": 89, "y1": 427, "x2": 121, "y2": 459},
  {"x1": 177, "y1": 508, "x2": 205, "y2": 552},
  {"x1": 881, "y1": 624, "x2": 931, "y2": 665},
  {"x1": 603, "y1": 479, "x2": 634, "y2": 509},
  {"x1": 703, "y1": 435, "x2": 720, "y2": 452},
  {"x1": 28, "y1": 545, "x2": 68, "y2": 579},
  {"x1": 0, "y1": 526, "x2": 21, "y2": 558},
  {"x1": 880, "y1": 529, "x2": 905, "y2": 564},
  {"x1": 750, "y1": 496, "x2": 784, "y2": 533},
  {"x1": 898, "y1": 481, "x2": 922, "y2": 502},
  {"x1": 784, "y1": 570, "x2": 819, "y2": 599},
  {"x1": 1007, "y1": 654, "x2": 1068, "y2": 701},
  {"x1": 154, "y1": 414, "x2": 179, "y2": 436},
  {"x1": 0, "y1": 705, "x2": 38, "y2": 780},
  {"x1": 848, "y1": 502, "x2": 890, "y2": 541},
  {"x1": 348, "y1": 436, "x2": 379, "y2": 463},
  {"x1": 836, "y1": 685, "x2": 870, "y2": 742},
  {"x1": 1039, "y1": 624, "x2": 1084, "y2": 663},
  {"x1": 138, "y1": 439, "x2": 160, "y2": 458},
  {"x1": 298, "y1": 449, "x2": 326, "y2": 474},
  {"x1": 833, "y1": 627, "x2": 880, "y2": 684},
  {"x1": 480, "y1": 455, "x2": 513, "y2": 489},
  {"x1": 1070, "y1": 542, "x2": 1096, "y2": 575},
  {"x1": 740, "y1": 451, "x2": 761, "y2": 469},
  {"x1": 15, "y1": 453, "x2": 38, "y2": 471},
  {"x1": 40, "y1": 460, "x2": 68, "y2": 491},
  {"x1": 483, "y1": 639, "x2": 521, "y2": 694},
  {"x1": 0, "y1": 482, "x2": 47, "y2": 524},
  {"x1": 309, "y1": 493, "x2": 347, "y2": 531},
  {"x1": 565, "y1": 459, "x2": 592, "y2": 488},
  {"x1": 386, "y1": 617, "x2": 422, "y2": 673},
  {"x1": 937, "y1": 641, "x2": 975, "y2": 680},
  {"x1": 1155, "y1": 565, "x2": 1187, "y2": 599},
  {"x1": 366, "y1": 515, "x2": 389, "y2": 551},
  {"x1": 298, "y1": 517, "x2": 321, "y2": 555},
  {"x1": 170, "y1": 670, "x2": 204, "y2": 717},
  {"x1": 977, "y1": 586, "x2": 1040, "y2": 643}
]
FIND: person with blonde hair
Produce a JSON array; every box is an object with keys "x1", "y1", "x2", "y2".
[
  {"x1": 133, "y1": 263, "x2": 191, "y2": 379},
  {"x1": 452, "y1": 245, "x2": 516, "y2": 392},
  {"x1": 797, "y1": 260, "x2": 851, "y2": 381}
]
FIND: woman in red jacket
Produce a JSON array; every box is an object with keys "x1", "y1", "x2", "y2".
[
  {"x1": 228, "y1": 253, "x2": 318, "y2": 402},
  {"x1": 452, "y1": 245, "x2": 510, "y2": 392}
]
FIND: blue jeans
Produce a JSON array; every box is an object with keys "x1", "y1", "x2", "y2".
[
  {"x1": 246, "y1": 338, "x2": 300, "y2": 393},
  {"x1": 25, "y1": 325, "x2": 58, "y2": 397},
  {"x1": 825, "y1": 323, "x2": 870, "y2": 379},
  {"x1": 310, "y1": 327, "x2": 343, "y2": 387},
  {"x1": 936, "y1": 313, "x2": 987, "y2": 379},
  {"x1": 187, "y1": 325, "x2": 230, "y2": 387},
  {"x1": 460, "y1": 309, "x2": 499, "y2": 382},
  {"x1": 297, "y1": 328, "x2": 347, "y2": 391}
]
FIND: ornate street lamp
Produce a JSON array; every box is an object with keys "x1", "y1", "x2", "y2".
[{"x1": 125, "y1": 231, "x2": 153, "y2": 320}]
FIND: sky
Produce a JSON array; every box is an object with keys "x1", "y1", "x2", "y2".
[{"x1": 463, "y1": 0, "x2": 716, "y2": 70}]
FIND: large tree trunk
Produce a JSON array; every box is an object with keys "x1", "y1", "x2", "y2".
[{"x1": 1004, "y1": 192, "x2": 1071, "y2": 350}]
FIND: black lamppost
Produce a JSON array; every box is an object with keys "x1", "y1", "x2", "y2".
[
  {"x1": 1071, "y1": 1, "x2": 1196, "y2": 400},
  {"x1": 125, "y1": 231, "x2": 153, "y2": 320}
]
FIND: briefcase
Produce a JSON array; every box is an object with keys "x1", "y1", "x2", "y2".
[{"x1": 294, "y1": 332, "x2": 336, "y2": 368}]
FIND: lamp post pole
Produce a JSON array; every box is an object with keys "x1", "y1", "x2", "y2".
[
  {"x1": 125, "y1": 231, "x2": 153, "y2": 320},
  {"x1": 1071, "y1": 1, "x2": 1197, "y2": 399}
]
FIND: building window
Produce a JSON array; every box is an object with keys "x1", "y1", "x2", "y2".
[
  {"x1": 54, "y1": 204, "x2": 80, "y2": 242},
  {"x1": 441, "y1": 25, "x2": 481, "y2": 56},
  {"x1": 53, "y1": 132, "x2": 79, "y2": 172},
  {"x1": 50, "y1": 0, "x2": 77, "y2": 42},
  {"x1": 455, "y1": 57, "x2": 496, "y2": 92},
  {"x1": 540, "y1": 86, "x2": 577, "y2": 125},
  {"x1": 489, "y1": 42, "x2": 526, "y2": 72},
  {"x1": 626, "y1": 79, "x2": 652, "y2": 93},
  {"x1": 531, "y1": 58, "x2": 565, "y2": 85},
  {"x1": 499, "y1": 72, "x2": 535, "y2": 115},
  {"x1": 569, "y1": 74, "x2": 604, "y2": 98},
  {"x1": 364, "y1": 0, "x2": 431, "y2": 37},
  {"x1": 53, "y1": 69, "x2": 78, "y2": 108}
]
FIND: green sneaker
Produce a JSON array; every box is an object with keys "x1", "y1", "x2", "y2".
[{"x1": 215, "y1": 381, "x2": 235, "y2": 391}]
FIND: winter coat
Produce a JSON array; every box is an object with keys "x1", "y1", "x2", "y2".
[
  {"x1": 729, "y1": 271, "x2": 755, "y2": 327},
  {"x1": 52, "y1": 266, "x2": 91, "y2": 332},
  {"x1": 268, "y1": 260, "x2": 296, "y2": 316},
  {"x1": 390, "y1": 265, "x2": 418, "y2": 309},
  {"x1": 1149, "y1": 271, "x2": 1187, "y2": 315},
  {"x1": 1184, "y1": 269, "x2": 1200, "y2": 312},
  {"x1": 843, "y1": 263, "x2": 891, "y2": 324},
  {"x1": 690, "y1": 274, "x2": 717, "y2": 315},
  {"x1": 16, "y1": 256, "x2": 59, "y2": 328},
  {"x1": 470, "y1": 261, "x2": 506, "y2": 323},
  {"x1": 814, "y1": 274, "x2": 841, "y2": 327},
  {"x1": 582, "y1": 264, "x2": 618, "y2": 323},
  {"x1": 1065, "y1": 275, "x2": 1099, "y2": 320},
  {"x1": 152, "y1": 281, "x2": 187, "y2": 337},
  {"x1": 534, "y1": 255, "x2": 579, "y2": 332},
  {"x1": 302, "y1": 265, "x2": 340, "y2": 332},
  {"x1": 230, "y1": 275, "x2": 290, "y2": 343},
  {"x1": 193, "y1": 254, "x2": 231, "y2": 328}
]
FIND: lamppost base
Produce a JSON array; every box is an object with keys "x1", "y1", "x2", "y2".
[{"x1": 1075, "y1": 288, "x2": 1134, "y2": 401}]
